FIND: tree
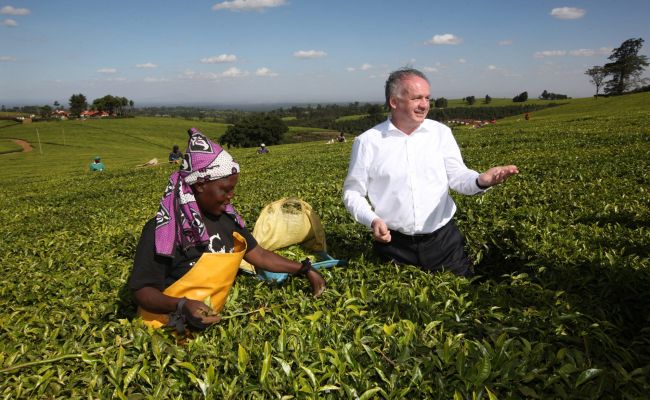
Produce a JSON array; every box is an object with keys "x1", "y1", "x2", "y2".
[
  {"x1": 464, "y1": 96, "x2": 476, "y2": 105},
  {"x1": 53, "y1": 100, "x2": 60, "y2": 110},
  {"x1": 539, "y1": 90, "x2": 569, "y2": 100},
  {"x1": 92, "y1": 95, "x2": 133, "y2": 116},
  {"x1": 512, "y1": 91, "x2": 528, "y2": 102},
  {"x1": 484, "y1": 95, "x2": 492, "y2": 104},
  {"x1": 39, "y1": 105, "x2": 52, "y2": 119},
  {"x1": 220, "y1": 114, "x2": 288, "y2": 148},
  {"x1": 69, "y1": 94, "x2": 87, "y2": 117},
  {"x1": 434, "y1": 97, "x2": 448, "y2": 108},
  {"x1": 603, "y1": 38, "x2": 649, "y2": 95}
]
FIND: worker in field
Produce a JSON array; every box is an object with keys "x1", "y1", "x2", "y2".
[
  {"x1": 129, "y1": 128, "x2": 325, "y2": 333},
  {"x1": 343, "y1": 68, "x2": 519, "y2": 277},
  {"x1": 257, "y1": 143, "x2": 269, "y2": 154},
  {"x1": 89, "y1": 156, "x2": 105, "y2": 172},
  {"x1": 168, "y1": 144, "x2": 183, "y2": 164}
]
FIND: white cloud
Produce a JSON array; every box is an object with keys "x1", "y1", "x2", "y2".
[
  {"x1": 458, "y1": 58, "x2": 467, "y2": 64},
  {"x1": 182, "y1": 67, "x2": 249, "y2": 80},
  {"x1": 569, "y1": 47, "x2": 611, "y2": 57},
  {"x1": 200, "y1": 54, "x2": 237, "y2": 64},
  {"x1": 422, "y1": 66, "x2": 439, "y2": 73},
  {"x1": 425, "y1": 34, "x2": 463, "y2": 45},
  {"x1": 2, "y1": 18, "x2": 17, "y2": 27},
  {"x1": 347, "y1": 63, "x2": 372, "y2": 72},
  {"x1": 212, "y1": 0, "x2": 287, "y2": 12},
  {"x1": 136, "y1": 62, "x2": 158, "y2": 68},
  {"x1": 487, "y1": 65, "x2": 499, "y2": 71},
  {"x1": 550, "y1": 7, "x2": 586, "y2": 19},
  {"x1": 1, "y1": 6, "x2": 30, "y2": 16},
  {"x1": 255, "y1": 67, "x2": 278, "y2": 77},
  {"x1": 144, "y1": 77, "x2": 170, "y2": 82},
  {"x1": 221, "y1": 67, "x2": 248, "y2": 77},
  {"x1": 293, "y1": 50, "x2": 327, "y2": 59},
  {"x1": 498, "y1": 39, "x2": 513, "y2": 46},
  {"x1": 0, "y1": 55, "x2": 16, "y2": 62},
  {"x1": 534, "y1": 50, "x2": 567, "y2": 58},
  {"x1": 534, "y1": 47, "x2": 611, "y2": 58},
  {"x1": 97, "y1": 68, "x2": 118, "y2": 74}
]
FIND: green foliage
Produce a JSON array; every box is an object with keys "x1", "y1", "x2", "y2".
[
  {"x1": 539, "y1": 90, "x2": 569, "y2": 100},
  {"x1": 92, "y1": 95, "x2": 134, "y2": 116},
  {"x1": 0, "y1": 93, "x2": 649, "y2": 398},
  {"x1": 427, "y1": 104, "x2": 555, "y2": 122},
  {"x1": 604, "y1": 38, "x2": 649, "y2": 95},
  {"x1": 585, "y1": 66, "x2": 608, "y2": 97},
  {"x1": 435, "y1": 97, "x2": 449, "y2": 108},
  {"x1": 220, "y1": 114, "x2": 288, "y2": 148},
  {"x1": 68, "y1": 93, "x2": 88, "y2": 117},
  {"x1": 0, "y1": 139, "x2": 22, "y2": 154},
  {"x1": 513, "y1": 91, "x2": 528, "y2": 102},
  {"x1": 464, "y1": 96, "x2": 476, "y2": 105}
]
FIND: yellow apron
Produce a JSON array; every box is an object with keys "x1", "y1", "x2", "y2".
[{"x1": 138, "y1": 232, "x2": 247, "y2": 329}]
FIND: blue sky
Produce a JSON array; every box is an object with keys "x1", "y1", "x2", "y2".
[{"x1": 1, "y1": 0, "x2": 649, "y2": 106}]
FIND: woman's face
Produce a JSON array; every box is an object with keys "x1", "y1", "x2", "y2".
[{"x1": 195, "y1": 173, "x2": 239, "y2": 216}]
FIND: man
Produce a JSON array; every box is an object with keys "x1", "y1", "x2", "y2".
[
  {"x1": 343, "y1": 68, "x2": 518, "y2": 276},
  {"x1": 89, "y1": 156, "x2": 105, "y2": 171},
  {"x1": 129, "y1": 128, "x2": 325, "y2": 332}
]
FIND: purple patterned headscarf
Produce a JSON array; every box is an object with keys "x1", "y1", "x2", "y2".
[{"x1": 154, "y1": 128, "x2": 245, "y2": 257}]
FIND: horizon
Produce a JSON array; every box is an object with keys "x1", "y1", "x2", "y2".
[{"x1": 1, "y1": 0, "x2": 649, "y2": 106}]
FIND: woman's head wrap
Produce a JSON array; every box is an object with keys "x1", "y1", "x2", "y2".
[{"x1": 154, "y1": 128, "x2": 245, "y2": 256}]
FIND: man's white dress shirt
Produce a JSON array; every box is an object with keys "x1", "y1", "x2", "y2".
[{"x1": 343, "y1": 118, "x2": 484, "y2": 235}]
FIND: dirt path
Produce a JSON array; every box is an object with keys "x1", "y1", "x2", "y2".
[{"x1": 10, "y1": 139, "x2": 33, "y2": 153}]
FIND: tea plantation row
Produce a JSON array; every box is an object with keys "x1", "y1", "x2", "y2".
[{"x1": 0, "y1": 94, "x2": 649, "y2": 398}]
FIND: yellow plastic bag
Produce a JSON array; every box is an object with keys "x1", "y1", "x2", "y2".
[
  {"x1": 239, "y1": 198, "x2": 327, "y2": 274},
  {"x1": 138, "y1": 232, "x2": 247, "y2": 329}
]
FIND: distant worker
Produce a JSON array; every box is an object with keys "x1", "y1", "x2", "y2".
[
  {"x1": 89, "y1": 156, "x2": 105, "y2": 172},
  {"x1": 343, "y1": 67, "x2": 519, "y2": 277},
  {"x1": 257, "y1": 143, "x2": 269, "y2": 154},
  {"x1": 337, "y1": 131, "x2": 346, "y2": 143},
  {"x1": 169, "y1": 145, "x2": 183, "y2": 164}
]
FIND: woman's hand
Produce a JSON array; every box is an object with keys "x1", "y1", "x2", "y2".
[
  {"x1": 183, "y1": 298, "x2": 222, "y2": 325},
  {"x1": 306, "y1": 269, "x2": 326, "y2": 297}
]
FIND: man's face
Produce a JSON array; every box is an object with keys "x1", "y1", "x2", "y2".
[
  {"x1": 195, "y1": 173, "x2": 239, "y2": 216},
  {"x1": 389, "y1": 75, "x2": 430, "y2": 132}
]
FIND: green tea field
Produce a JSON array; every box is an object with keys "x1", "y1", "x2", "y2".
[{"x1": 1, "y1": 94, "x2": 649, "y2": 398}]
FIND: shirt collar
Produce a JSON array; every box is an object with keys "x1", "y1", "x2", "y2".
[{"x1": 384, "y1": 117, "x2": 427, "y2": 137}]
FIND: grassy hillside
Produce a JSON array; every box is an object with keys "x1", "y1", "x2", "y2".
[{"x1": 0, "y1": 94, "x2": 648, "y2": 398}]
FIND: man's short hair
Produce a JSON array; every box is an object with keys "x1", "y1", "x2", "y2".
[{"x1": 384, "y1": 68, "x2": 430, "y2": 107}]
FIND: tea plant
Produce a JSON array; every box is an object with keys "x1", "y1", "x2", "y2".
[{"x1": 0, "y1": 94, "x2": 648, "y2": 398}]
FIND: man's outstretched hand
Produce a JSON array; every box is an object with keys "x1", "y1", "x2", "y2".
[{"x1": 478, "y1": 165, "x2": 519, "y2": 188}]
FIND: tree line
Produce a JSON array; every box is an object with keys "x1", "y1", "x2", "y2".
[
  {"x1": 69, "y1": 94, "x2": 135, "y2": 117},
  {"x1": 585, "y1": 37, "x2": 649, "y2": 97}
]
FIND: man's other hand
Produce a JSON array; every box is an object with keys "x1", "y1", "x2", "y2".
[{"x1": 371, "y1": 218, "x2": 392, "y2": 243}]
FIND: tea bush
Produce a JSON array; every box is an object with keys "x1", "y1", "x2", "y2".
[{"x1": 0, "y1": 94, "x2": 649, "y2": 398}]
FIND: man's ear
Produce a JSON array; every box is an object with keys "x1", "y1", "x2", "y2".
[{"x1": 388, "y1": 96, "x2": 398, "y2": 110}]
